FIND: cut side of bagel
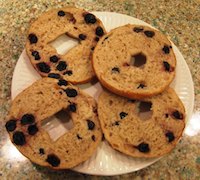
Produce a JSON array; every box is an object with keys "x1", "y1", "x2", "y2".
[
  {"x1": 6, "y1": 78, "x2": 102, "y2": 169},
  {"x1": 26, "y1": 7, "x2": 106, "y2": 84},
  {"x1": 93, "y1": 24, "x2": 176, "y2": 99},
  {"x1": 98, "y1": 88, "x2": 185, "y2": 158}
]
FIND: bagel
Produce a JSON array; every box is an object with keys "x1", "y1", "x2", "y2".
[
  {"x1": 5, "y1": 78, "x2": 102, "y2": 169},
  {"x1": 98, "y1": 88, "x2": 185, "y2": 158},
  {"x1": 26, "y1": 7, "x2": 106, "y2": 84},
  {"x1": 92, "y1": 24, "x2": 176, "y2": 99}
]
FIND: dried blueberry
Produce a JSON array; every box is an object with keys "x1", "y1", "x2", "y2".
[
  {"x1": 21, "y1": 114, "x2": 35, "y2": 125},
  {"x1": 111, "y1": 67, "x2": 120, "y2": 73},
  {"x1": 64, "y1": 88, "x2": 78, "y2": 97},
  {"x1": 79, "y1": 34, "x2": 87, "y2": 40},
  {"x1": 36, "y1": 62, "x2": 50, "y2": 73},
  {"x1": 56, "y1": 61, "x2": 67, "y2": 71},
  {"x1": 96, "y1": 26, "x2": 104, "y2": 36},
  {"x1": 137, "y1": 142, "x2": 150, "y2": 153},
  {"x1": 163, "y1": 61, "x2": 170, "y2": 71},
  {"x1": 120, "y1": 112, "x2": 128, "y2": 119},
  {"x1": 31, "y1": 51, "x2": 40, "y2": 60},
  {"x1": 133, "y1": 27, "x2": 144, "y2": 33},
  {"x1": 28, "y1": 33, "x2": 38, "y2": 44},
  {"x1": 58, "y1": 10, "x2": 65, "y2": 16},
  {"x1": 68, "y1": 103, "x2": 77, "y2": 112},
  {"x1": 84, "y1": 13, "x2": 96, "y2": 24},
  {"x1": 5, "y1": 119, "x2": 17, "y2": 132},
  {"x1": 63, "y1": 70, "x2": 73, "y2": 76},
  {"x1": 39, "y1": 148, "x2": 45, "y2": 155},
  {"x1": 31, "y1": 51, "x2": 39, "y2": 57},
  {"x1": 137, "y1": 84, "x2": 146, "y2": 89},
  {"x1": 59, "y1": 91, "x2": 63, "y2": 95},
  {"x1": 50, "y1": 55, "x2": 59, "y2": 63},
  {"x1": 114, "y1": 121, "x2": 120, "y2": 126},
  {"x1": 93, "y1": 107, "x2": 98, "y2": 113},
  {"x1": 102, "y1": 133, "x2": 105, "y2": 141},
  {"x1": 46, "y1": 154, "x2": 60, "y2": 167},
  {"x1": 87, "y1": 120, "x2": 95, "y2": 130},
  {"x1": 48, "y1": 73, "x2": 60, "y2": 79},
  {"x1": 13, "y1": 131, "x2": 26, "y2": 146},
  {"x1": 77, "y1": 134, "x2": 82, "y2": 140},
  {"x1": 28, "y1": 124, "x2": 38, "y2": 135},
  {"x1": 128, "y1": 99, "x2": 136, "y2": 103},
  {"x1": 91, "y1": 135, "x2": 96, "y2": 141},
  {"x1": 58, "y1": 79, "x2": 68, "y2": 86},
  {"x1": 104, "y1": 37, "x2": 109, "y2": 40},
  {"x1": 95, "y1": 37, "x2": 99, "y2": 42},
  {"x1": 165, "y1": 131, "x2": 175, "y2": 142},
  {"x1": 91, "y1": 47, "x2": 95, "y2": 51},
  {"x1": 172, "y1": 110, "x2": 183, "y2": 120},
  {"x1": 144, "y1": 31, "x2": 155, "y2": 38},
  {"x1": 162, "y1": 45, "x2": 170, "y2": 54}
]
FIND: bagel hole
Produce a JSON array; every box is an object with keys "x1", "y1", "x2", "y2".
[
  {"x1": 41, "y1": 110, "x2": 74, "y2": 141},
  {"x1": 49, "y1": 34, "x2": 79, "y2": 55},
  {"x1": 130, "y1": 53, "x2": 146, "y2": 68},
  {"x1": 136, "y1": 101, "x2": 153, "y2": 120}
]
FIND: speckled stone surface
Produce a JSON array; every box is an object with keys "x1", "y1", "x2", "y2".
[{"x1": 0, "y1": 0, "x2": 200, "y2": 179}]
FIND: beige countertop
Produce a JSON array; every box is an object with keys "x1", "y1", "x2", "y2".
[{"x1": 0, "y1": 0, "x2": 200, "y2": 179}]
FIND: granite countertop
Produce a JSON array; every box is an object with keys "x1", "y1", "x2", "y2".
[{"x1": 0, "y1": 0, "x2": 200, "y2": 179}]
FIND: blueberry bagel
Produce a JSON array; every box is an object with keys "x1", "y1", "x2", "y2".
[
  {"x1": 93, "y1": 24, "x2": 176, "y2": 99},
  {"x1": 98, "y1": 88, "x2": 185, "y2": 158},
  {"x1": 6, "y1": 78, "x2": 102, "y2": 169},
  {"x1": 26, "y1": 7, "x2": 106, "y2": 84}
]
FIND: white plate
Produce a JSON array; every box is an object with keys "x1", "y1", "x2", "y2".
[{"x1": 11, "y1": 12, "x2": 194, "y2": 176}]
